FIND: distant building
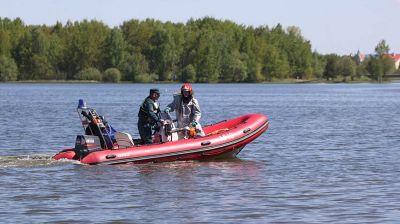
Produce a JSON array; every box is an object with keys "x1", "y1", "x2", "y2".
[
  {"x1": 354, "y1": 50, "x2": 365, "y2": 64},
  {"x1": 353, "y1": 50, "x2": 400, "y2": 70},
  {"x1": 383, "y1": 53, "x2": 400, "y2": 69}
]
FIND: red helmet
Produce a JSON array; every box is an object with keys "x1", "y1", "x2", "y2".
[{"x1": 181, "y1": 83, "x2": 193, "y2": 95}]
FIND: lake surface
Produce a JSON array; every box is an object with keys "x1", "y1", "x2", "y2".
[{"x1": 0, "y1": 83, "x2": 399, "y2": 223}]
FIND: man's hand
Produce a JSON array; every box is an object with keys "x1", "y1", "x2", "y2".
[{"x1": 158, "y1": 119, "x2": 165, "y2": 126}]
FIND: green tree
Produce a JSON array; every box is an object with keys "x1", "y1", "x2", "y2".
[
  {"x1": 148, "y1": 29, "x2": 177, "y2": 81},
  {"x1": 64, "y1": 20, "x2": 110, "y2": 78},
  {"x1": 104, "y1": 28, "x2": 128, "y2": 70},
  {"x1": 375, "y1": 39, "x2": 390, "y2": 56},
  {"x1": 31, "y1": 54, "x2": 54, "y2": 80},
  {"x1": 220, "y1": 50, "x2": 247, "y2": 82},
  {"x1": 323, "y1": 54, "x2": 340, "y2": 81},
  {"x1": 47, "y1": 29, "x2": 66, "y2": 79},
  {"x1": 356, "y1": 62, "x2": 369, "y2": 79},
  {"x1": 311, "y1": 52, "x2": 326, "y2": 79},
  {"x1": 265, "y1": 25, "x2": 313, "y2": 79},
  {"x1": 240, "y1": 32, "x2": 264, "y2": 82},
  {"x1": 134, "y1": 73, "x2": 158, "y2": 83},
  {"x1": 13, "y1": 27, "x2": 57, "y2": 80},
  {"x1": 121, "y1": 19, "x2": 160, "y2": 54},
  {"x1": 74, "y1": 67, "x2": 102, "y2": 81},
  {"x1": 0, "y1": 30, "x2": 12, "y2": 57},
  {"x1": 337, "y1": 56, "x2": 356, "y2": 81},
  {"x1": 365, "y1": 56, "x2": 395, "y2": 81},
  {"x1": 194, "y1": 30, "x2": 220, "y2": 82},
  {"x1": 4, "y1": 17, "x2": 26, "y2": 59},
  {"x1": 103, "y1": 68, "x2": 121, "y2": 83},
  {"x1": 0, "y1": 55, "x2": 18, "y2": 81},
  {"x1": 382, "y1": 56, "x2": 395, "y2": 75},
  {"x1": 30, "y1": 28, "x2": 55, "y2": 79},
  {"x1": 127, "y1": 53, "x2": 149, "y2": 81},
  {"x1": 0, "y1": 16, "x2": 338, "y2": 83},
  {"x1": 285, "y1": 27, "x2": 313, "y2": 79},
  {"x1": 262, "y1": 45, "x2": 290, "y2": 80},
  {"x1": 246, "y1": 61, "x2": 263, "y2": 82},
  {"x1": 181, "y1": 64, "x2": 196, "y2": 82},
  {"x1": 366, "y1": 57, "x2": 384, "y2": 81},
  {"x1": 13, "y1": 30, "x2": 33, "y2": 80}
]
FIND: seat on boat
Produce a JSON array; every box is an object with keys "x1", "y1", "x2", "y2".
[{"x1": 115, "y1": 132, "x2": 135, "y2": 148}]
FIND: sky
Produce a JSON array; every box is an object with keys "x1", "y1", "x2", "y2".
[{"x1": 1, "y1": 0, "x2": 399, "y2": 55}]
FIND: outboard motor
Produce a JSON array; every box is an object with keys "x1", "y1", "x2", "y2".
[
  {"x1": 74, "y1": 135, "x2": 102, "y2": 160},
  {"x1": 76, "y1": 99, "x2": 117, "y2": 149}
]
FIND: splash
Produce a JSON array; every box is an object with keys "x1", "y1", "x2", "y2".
[{"x1": 0, "y1": 154, "x2": 73, "y2": 168}]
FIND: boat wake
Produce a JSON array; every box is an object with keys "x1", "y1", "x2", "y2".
[{"x1": 0, "y1": 154, "x2": 74, "y2": 168}]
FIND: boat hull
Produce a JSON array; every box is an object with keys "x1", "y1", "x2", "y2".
[{"x1": 53, "y1": 113, "x2": 269, "y2": 165}]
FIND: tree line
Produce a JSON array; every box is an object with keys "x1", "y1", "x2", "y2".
[{"x1": 0, "y1": 17, "x2": 398, "y2": 82}]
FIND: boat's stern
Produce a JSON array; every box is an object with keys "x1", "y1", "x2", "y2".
[
  {"x1": 53, "y1": 134, "x2": 104, "y2": 161},
  {"x1": 53, "y1": 148, "x2": 76, "y2": 160}
]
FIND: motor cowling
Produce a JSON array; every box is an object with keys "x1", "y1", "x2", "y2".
[
  {"x1": 156, "y1": 112, "x2": 179, "y2": 142},
  {"x1": 74, "y1": 135, "x2": 102, "y2": 160}
]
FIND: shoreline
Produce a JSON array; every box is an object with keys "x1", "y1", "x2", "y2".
[
  {"x1": 2, "y1": 74, "x2": 397, "y2": 84},
  {"x1": 1, "y1": 79, "x2": 392, "y2": 84}
]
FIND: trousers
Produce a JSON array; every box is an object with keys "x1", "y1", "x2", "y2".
[{"x1": 138, "y1": 119, "x2": 153, "y2": 144}]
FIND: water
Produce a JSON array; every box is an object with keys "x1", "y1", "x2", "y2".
[{"x1": 0, "y1": 83, "x2": 399, "y2": 223}]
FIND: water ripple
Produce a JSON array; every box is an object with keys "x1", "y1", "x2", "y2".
[{"x1": 1, "y1": 83, "x2": 400, "y2": 223}]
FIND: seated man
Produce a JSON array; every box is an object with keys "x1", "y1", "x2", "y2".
[{"x1": 164, "y1": 83, "x2": 205, "y2": 138}]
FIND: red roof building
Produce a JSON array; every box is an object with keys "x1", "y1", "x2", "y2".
[{"x1": 384, "y1": 53, "x2": 400, "y2": 69}]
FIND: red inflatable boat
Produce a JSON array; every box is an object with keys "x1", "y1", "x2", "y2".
[{"x1": 53, "y1": 101, "x2": 269, "y2": 165}]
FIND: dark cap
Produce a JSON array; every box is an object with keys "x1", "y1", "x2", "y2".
[{"x1": 150, "y1": 88, "x2": 160, "y2": 95}]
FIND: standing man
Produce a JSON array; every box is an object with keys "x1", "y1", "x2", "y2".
[
  {"x1": 138, "y1": 88, "x2": 162, "y2": 144},
  {"x1": 164, "y1": 83, "x2": 205, "y2": 137}
]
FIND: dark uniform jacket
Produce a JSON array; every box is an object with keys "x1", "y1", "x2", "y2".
[{"x1": 138, "y1": 96, "x2": 160, "y2": 124}]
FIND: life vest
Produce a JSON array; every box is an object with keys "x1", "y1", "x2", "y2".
[{"x1": 139, "y1": 97, "x2": 160, "y2": 123}]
